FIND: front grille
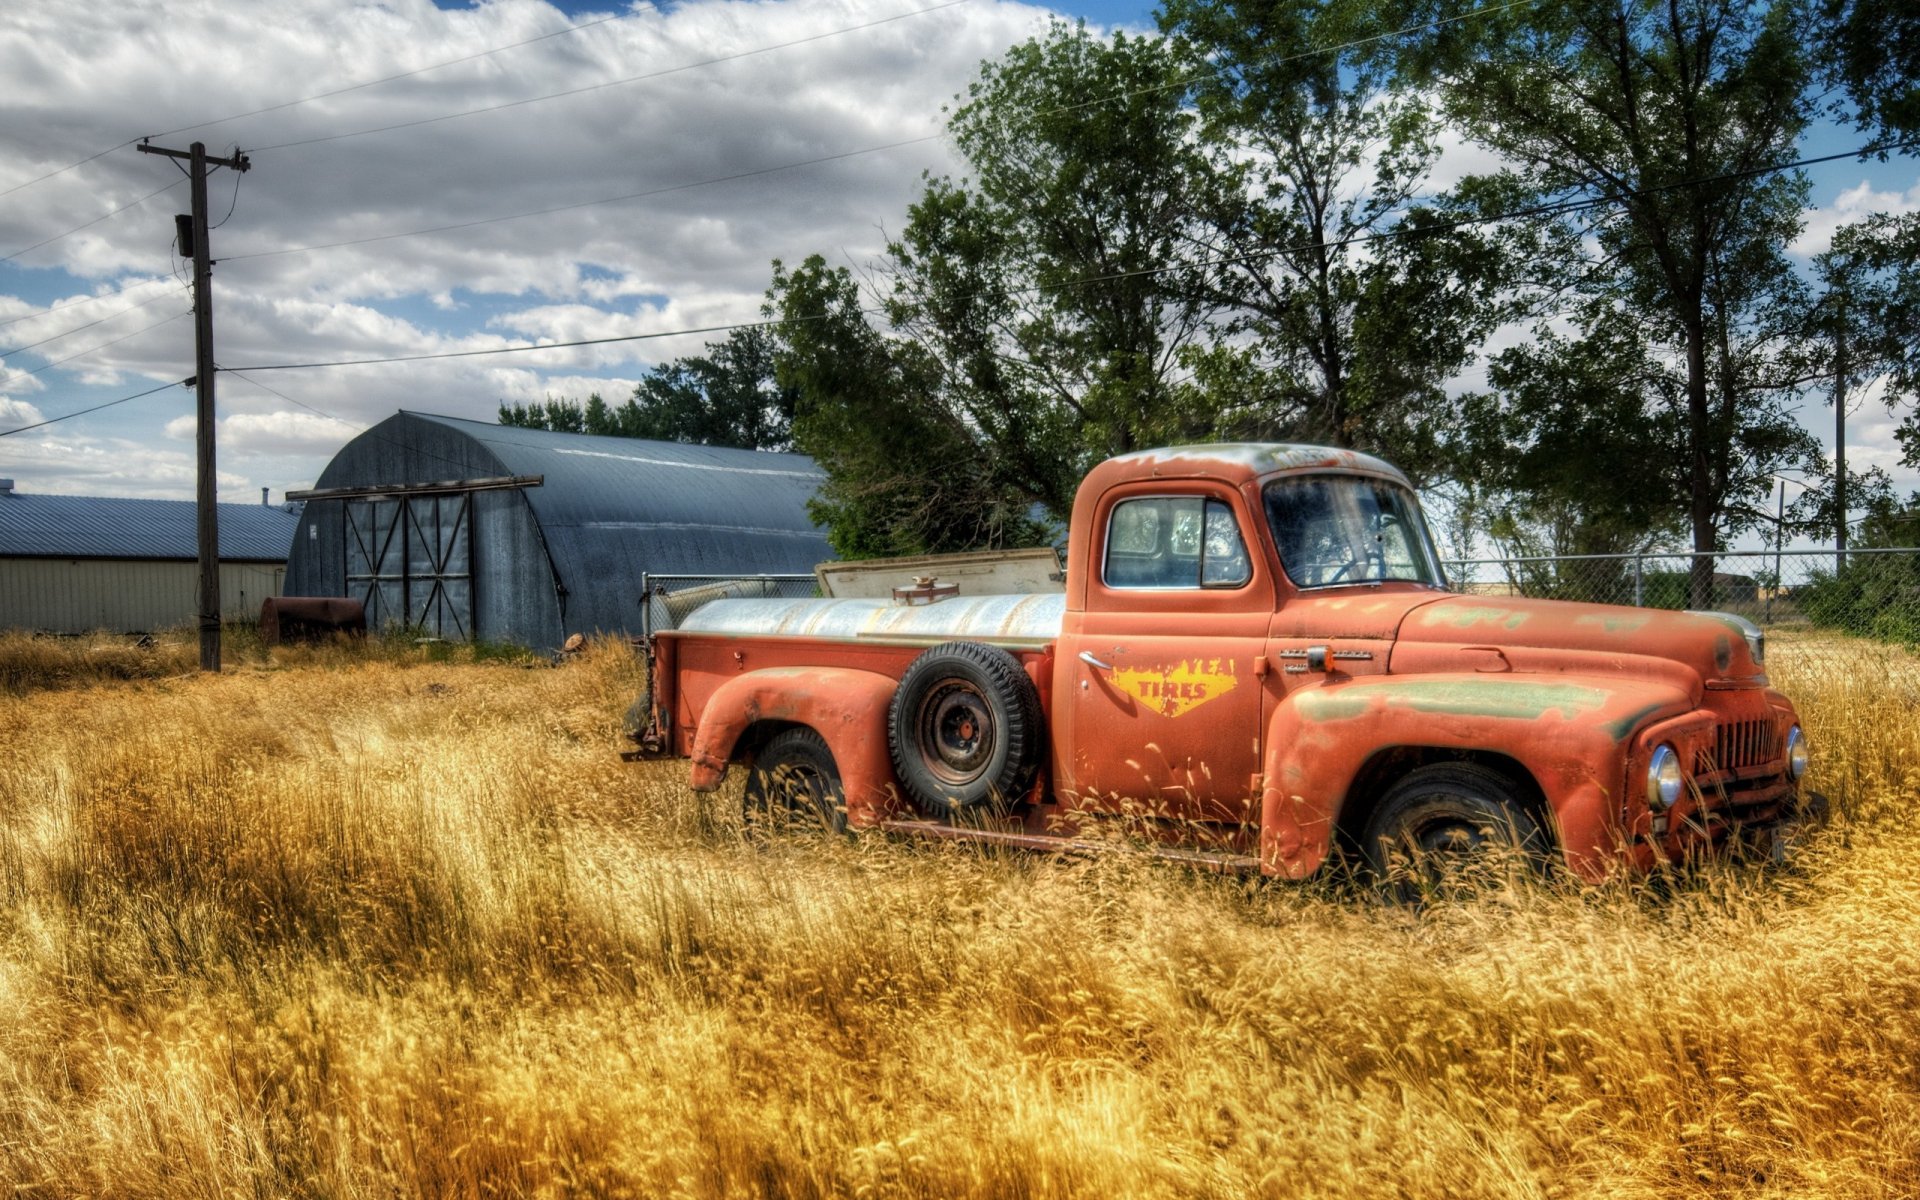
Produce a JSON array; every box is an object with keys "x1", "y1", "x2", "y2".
[{"x1": 1695, "y1": 717, "x2": 1775, "y2": 775}]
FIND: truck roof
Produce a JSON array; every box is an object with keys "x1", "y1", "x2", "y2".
[{"x1": 1099, "y1": 443, "x2": 1412, "y2": 488}]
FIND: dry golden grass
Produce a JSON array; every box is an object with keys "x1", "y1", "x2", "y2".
[{"x1": 1, "y1": 631, "x2": 1916, "y2": 1197}]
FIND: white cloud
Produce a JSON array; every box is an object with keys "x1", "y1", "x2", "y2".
[
  {"x1": 0, "y1": 0, "x2": 1062, "y2": 494},
  {"x1": 0, "y1": 395, "x2": 46, "y2": 428},
  {"x1": 1794, "y1": 179, "x2": 1920, "y2": 256}
]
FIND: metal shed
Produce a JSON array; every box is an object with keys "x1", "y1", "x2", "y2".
[
  {"x1": 0, "y1": 481, "x2": 300, "y2": 634},
  {"x1": 284, "y1": 411, "x2": 828, "y2": 651}
]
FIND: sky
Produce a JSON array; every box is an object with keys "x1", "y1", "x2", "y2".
[{"x1": 1, "y1": 0, "x2": 1915, "y2": 555}]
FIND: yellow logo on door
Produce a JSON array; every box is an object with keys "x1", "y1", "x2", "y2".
[{"x1": 1112, "y1": 659, "x2": 1240, "y2": 718}]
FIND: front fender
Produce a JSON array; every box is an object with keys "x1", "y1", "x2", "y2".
[
  {"x1": 1259, "y1": 673, "x2": 1693, "y2": 882},
  {"x1": 687, "y1": 667, "x2": 901, "y2": 825}
]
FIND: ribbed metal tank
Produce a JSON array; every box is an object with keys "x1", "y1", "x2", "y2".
[{"x1": 677, "y1": 592, "x2": 1066, "y2": 645}]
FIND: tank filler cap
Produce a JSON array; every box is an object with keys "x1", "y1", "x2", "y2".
[{"x1": 892, "y1": 576, "x2": 960, "y2": 607}]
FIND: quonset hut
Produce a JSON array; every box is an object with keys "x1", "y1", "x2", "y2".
[{"x1": 284, "y1": 411, "x2": 828, "y2": 651}]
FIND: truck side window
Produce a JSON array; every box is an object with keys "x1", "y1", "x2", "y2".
[{"x1": 1104, "y1": 496, "x2": 1251, "y2": 589}]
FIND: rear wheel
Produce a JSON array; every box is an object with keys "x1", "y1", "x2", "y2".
[
  {"x1": 743, "y1": 727, "x2": 847, "y2": 838},
  {"x1": 1362, "y1": 763, "x2": 1550, "y2": 903}
]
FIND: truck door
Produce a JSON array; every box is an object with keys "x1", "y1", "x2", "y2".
[{"x1": 1059, "y1": 489, "x2": 1272, "y2": 825}]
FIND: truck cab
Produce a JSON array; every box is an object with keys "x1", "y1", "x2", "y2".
[{"x1": 629, "y1": 444, "x2": 1818, "y2": 884}]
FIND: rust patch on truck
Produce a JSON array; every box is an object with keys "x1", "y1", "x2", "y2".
[
  {"x1": 1295, "y1": 679, "x2": 1608, "y2": 723},
  {"x1": 1416, "y1": 605, "x2": 1531, "y2": 631}
]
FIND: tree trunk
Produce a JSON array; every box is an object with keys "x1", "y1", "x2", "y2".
[{"x1": 1685, "y1": 318, "x2": 1716, "y2": 610}]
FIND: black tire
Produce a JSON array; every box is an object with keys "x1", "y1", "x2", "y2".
[
  {"x1": 888, "y1": 641, "x2": 1045, "y2": 820},
  {"x1": 1362, "y1": 763, "x2": 1551, "y2": 903},
  {"x1": 743, "y1": 727, "x2": 848, "y2": 837}
]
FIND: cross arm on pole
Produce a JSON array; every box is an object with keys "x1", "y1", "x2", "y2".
[{"x1": 137, "y1": 141, "x2": 251, "y2": 173}]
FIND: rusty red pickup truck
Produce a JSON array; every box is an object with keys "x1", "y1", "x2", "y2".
[{"x1": 624, "y1": 444, "x2": 1820, "y2": 882}]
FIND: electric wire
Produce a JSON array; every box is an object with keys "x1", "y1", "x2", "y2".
[
  {"x1": 0, "y1": 11, "x2": 626, "y2": 202},
  {"x1": 1, "y1": 0, "x2": 975, "y2": 271},
  {"x1": 247, "y1": 0, "x2": 979, "y2": 153},
  {"x1": 0, "y1": 284, "x2": 190, "y2": 359},
  {"x1": 223, "y1": 134, "x2": 945, "y2": 261},
  {"x1": 0, "y1": 277, "x2": 178, "y2": 332},
  {"x1": 13, "y1": 0, "x2": 1519, "y2": 271},
  {"x1": 220, "y1": 139, "x2": 1902, "y2": 375},
  {"x1": 221, "y1": 0, "x2": 1535, "y2": 263},
  {"x1": 0, "y1": 378, "x2": 185, "y2": 437},
  {"x1": 219, "y1": 365, "x2": 492, "y2": 477},
  {"x1": 1, "y1": 179, "x2": 186, "y2": 263},
  {"x1": 15, "y1": 310, "x2": 191, "y2": 378}
]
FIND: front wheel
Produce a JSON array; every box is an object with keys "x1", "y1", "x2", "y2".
[
  {"x1": 1362, "y1": 763, "x2": 1551, "y2": 903},
  {"x1": 743, "y1": 727, "x2": 848, "y2": 838}
]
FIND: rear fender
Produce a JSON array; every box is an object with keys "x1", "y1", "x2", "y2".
[
  {"x1": 1258, "y1": 673, "x2": 1692, "y2": 882},
  {"x1": 688, "y1": 667, "x2": 902, "y2": 826}
]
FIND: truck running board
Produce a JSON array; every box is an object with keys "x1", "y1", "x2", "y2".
[{"x1": 872, "y1": 819, "x2": 1262, "y2": 875}]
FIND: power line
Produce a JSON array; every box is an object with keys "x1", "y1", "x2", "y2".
[
  {"x1": 0, "y1": 378, "x2": 185, "y2": 437},
  {"x1": 18, "y1": 0, "x2": 1524, "y2": 272},
  {"x1": 248, "y1": 0, "x2": 979, "y2": 153},
  {"x1": 223, "y1": 133, "x2": 945, "y2": 262},
  {"x1": 0, "y1": 12, "x2": 627, "y2": 202},
  {"x1": 217, "y1": 138, "x2": 1908, "y2": 375},
  {"x1": 0, "y1": 284, "x2": 190, "y2": 359},
  {"x1": 226, "y1": 315, "x2": 794, "y2": 372},
  {"x1": 215, "y1": 0, "x2": 1542, "y2": 264},
  {"x1": 14, "y1": 310, "x2": 192, "y2": 378},
  {"x1": 1, "y1": 0, "x2": 976, "y2": 271},
  {"x1": 0, "y1": 277, "x2": 177, "y2": 332},
  {"x1": 1, "y1": 178, "x2": 186, "y2": 264},
  {"x1": 219, "y1": 365, "x2": 494, "y2": 478}
]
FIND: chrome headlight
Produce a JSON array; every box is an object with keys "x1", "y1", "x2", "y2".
[
  {"x1": 1647, "y1": 743, "x2": 1685, "y2": 809},
  {"x1": 1786, "y1": 726, "x2": 1809, "y2": 780}
]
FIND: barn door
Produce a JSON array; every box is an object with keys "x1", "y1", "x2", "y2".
[
  {"x1": 404, "y1": 493, "x2": 473, "y2": 639},
  {"x1": 344, "y1": 499, "x2": 404, "y2": 629}
]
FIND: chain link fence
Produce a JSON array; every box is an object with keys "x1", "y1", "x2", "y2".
[{"x1": 1441, "y1": 547, "x2": 1920, "y2": 684}]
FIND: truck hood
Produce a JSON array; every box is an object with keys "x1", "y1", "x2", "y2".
[{"x1": 1386, "y1": 593, "x2": 1766, "y2": 696}]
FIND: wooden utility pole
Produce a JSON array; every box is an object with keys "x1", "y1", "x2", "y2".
[{"x1": 137, "y1": 140, "x2": 249, "y2": 671}]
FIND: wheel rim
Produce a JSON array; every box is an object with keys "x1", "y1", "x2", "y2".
[
  {"x1": 1382, "y1": 810, "x2": 1519, "y2": 890},
  {"x1": 916, "y1": 680, "x2": 995, "y2": 788},
  {"x1": 1409, "y1": 817, "x2": 1492, "y2": 858},
  {"x1": 751, "y1": 759, "x2": 831, "y2": 831}
]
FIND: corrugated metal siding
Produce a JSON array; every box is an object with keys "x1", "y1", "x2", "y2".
[
  {"x1": 0, "y1": 494, "x2": 300, "y2": 559},
  {"x1": 418, "y1": 414, "x2": 828, "y2": 641},
  {"x1": 285, "y1": 411, "x2": 827, "y2": 651},
  {"x1": 0, "y1": 559, "x2": 288, "y2": 633}
]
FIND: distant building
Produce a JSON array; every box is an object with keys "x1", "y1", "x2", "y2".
[
  {"x1": 0, "y1": 480, "x2": 300, "y2": 634},
  {"x1": 284, "y1": 411, "x2": 829, "y2": 651}
]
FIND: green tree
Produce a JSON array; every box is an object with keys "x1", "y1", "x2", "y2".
[
  {"x1": 497, "y1": 328, "x2": 794, "y2": 450},
  {"x1": 1159, "y1": 0, "x2": 1507, "y2": 475},
  {"x1": 1408, "y1": 0, "x2": 1826, "y2": 604},
  {"x1": 497, "y1": 396, "x2": 591, "y2": 432},
  {"x1": 624, "y1": 326, "x2": 796, "y2": 451},
  {"x1": 769, "y1": 256, "x2": 1048, "y2": 558},
  {"x1": 1819, "y1": 0, "x2": 1920, "y2": 141},
  {"x1": 885, "y1": 23, "x2": 1222, "y2": 518}
]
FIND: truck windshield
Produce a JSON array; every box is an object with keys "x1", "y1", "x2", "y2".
[{"x1": 1264, "y1": 475, "x2": 1446, "y2": 589}]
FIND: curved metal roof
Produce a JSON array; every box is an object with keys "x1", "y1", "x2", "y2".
[
  {"x1": 0, "y1": 492, "x2": 300, "y2": 561},
  {"x1": 314, "y1": 411, "x2": 829, "y2": 637}
]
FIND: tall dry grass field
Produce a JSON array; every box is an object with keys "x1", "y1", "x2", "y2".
[{"x1": 1, "y1": 629, "x2": 1917, "y2": 1198}]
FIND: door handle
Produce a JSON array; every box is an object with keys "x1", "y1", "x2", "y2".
[{"x1": 1077, "y1": 650, "x2": 1113, "y2": 672}]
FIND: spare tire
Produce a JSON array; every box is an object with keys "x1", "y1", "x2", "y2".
[{"x1": 888, "y1": 641, "x2": 1045, "y2": 819}]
